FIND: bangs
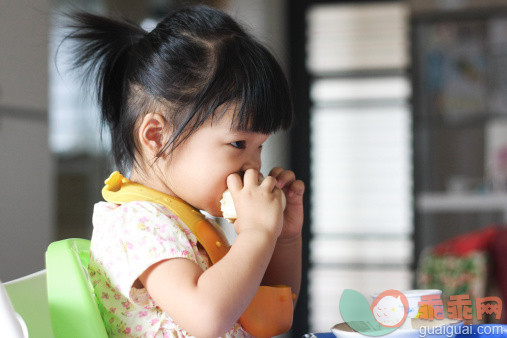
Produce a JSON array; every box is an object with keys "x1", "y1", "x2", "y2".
[
  {"x1": 193, "y1": 36, "x2": 294, "y2": 134},
  {"x1": 154, "y1": 31, "x2": 295, "y2": 157}
]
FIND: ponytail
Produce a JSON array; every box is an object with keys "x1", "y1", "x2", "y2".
[
  {"x1": 68, "y1": 12, "x2": 147, "y2": 128},
  {"x1": 65, "y1": 12, "x2": 147, "y2": 168}
]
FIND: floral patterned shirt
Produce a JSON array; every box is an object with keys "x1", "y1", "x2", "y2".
[{"x1": 89, "y1": 201, "x2": 250, "y2": 337}]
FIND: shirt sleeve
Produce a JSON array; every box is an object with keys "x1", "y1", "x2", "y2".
[{"x1": 91, "y1": 201, "x2": 200, "y2": 299}]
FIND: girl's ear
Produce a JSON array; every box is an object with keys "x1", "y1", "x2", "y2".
[{"x1": 137, "y1": 113, "x2": 168, "y2": 157}]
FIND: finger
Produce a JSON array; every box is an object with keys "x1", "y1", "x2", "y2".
[
  {"x1": 286, "y1": 179, "x2": 305, "y2": 198},
  {"x1": 243, "y1": 168, "x2": 259, "y2": 187},
  {"x1": 273, "y1": 186, "x2": 283, "y2": 202},
  {"x1": 227, "y1": 173, "x2": 243, "y2": 192},
  {"x1": 268, "y1": 167, "x2": 284, "y2": 179},
  {"x1": 261, "y1": 175, "x2": 277, "y2": 192},
  {"x1": 276, "y1": 170, "x2": 296, "y2": 190}
]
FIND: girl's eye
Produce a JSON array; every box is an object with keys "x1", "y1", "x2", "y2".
[{"x1": 230, "y1": 141, "x2": 246, "y2": 149}]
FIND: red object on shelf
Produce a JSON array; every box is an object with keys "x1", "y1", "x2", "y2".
[
  {"x1": 433, "y1": 226, "x2": 499, "y2": 256},
  {"x1": 432, "y1": 226, "x2": 507, "y2": 324}
]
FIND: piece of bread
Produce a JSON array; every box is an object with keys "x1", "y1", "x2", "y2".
[{"x1": 220, "y1": 179, "x2": 287, "y2": 222}]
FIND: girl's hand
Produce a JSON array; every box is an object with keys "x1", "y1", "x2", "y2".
[
  {"x1": 268, "y1": 167, "x2": 305, "y2": 240},
  {"x1": 227, "y1": 169, "x2": 284, "y2": 238}
]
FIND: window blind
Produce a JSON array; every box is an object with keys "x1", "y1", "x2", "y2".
[{"x1": 307, "y1": 2, "x2": 413, "y2": 332}]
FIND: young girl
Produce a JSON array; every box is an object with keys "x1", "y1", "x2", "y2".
[{"x1": 66, "y1": 5, "x2": 304, "y2": 337}]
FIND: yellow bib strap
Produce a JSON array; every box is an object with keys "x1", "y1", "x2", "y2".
[{"x1": 101, "y1": 171, "x2": 230, "y2": 264}]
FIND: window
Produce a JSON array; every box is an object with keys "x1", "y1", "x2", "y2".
[{"x1": 306, "y1": 2, "x2": 413, "y2": 331}]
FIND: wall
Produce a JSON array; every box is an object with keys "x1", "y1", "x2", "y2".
[{"x1": 0, "y1": 0, "x2": 54, "y2": 281}]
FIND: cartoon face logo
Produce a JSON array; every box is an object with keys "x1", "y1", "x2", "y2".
[{"x1": 371, "y1": 290, "x2": 409, "y2": 328}]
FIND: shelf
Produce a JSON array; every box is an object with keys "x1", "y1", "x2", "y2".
[
  {"x1": 416, "y1": 192, "x2": 507, "y2": 213},
  {"x1": 310, "y1": 68, "x2": 406, "y2": 79},
  {"x1": 413, "y1": 113, "x2": 507, "y2": 129}
]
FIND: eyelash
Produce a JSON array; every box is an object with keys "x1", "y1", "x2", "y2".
[
  {"x1": 230, "y1": 141, "x2": 246, "y2": 149},
  {"x1": 229, "y1": 141, "x2": 264, "y2": 150}
]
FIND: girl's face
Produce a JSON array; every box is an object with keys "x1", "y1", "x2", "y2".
[{"x1": 156, "y1": 108, "x2": 269, "y2": 217}]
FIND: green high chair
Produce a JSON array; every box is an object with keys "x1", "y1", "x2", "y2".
[{"x1": 45, "y1": 238, "x2": 107, "y2": 338}]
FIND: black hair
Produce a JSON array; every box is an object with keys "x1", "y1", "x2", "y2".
[{"x1": 64, "y1": 5, "x2": 293, "y2": 173}]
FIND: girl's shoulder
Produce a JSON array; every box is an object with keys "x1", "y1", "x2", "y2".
[
  {"x1": 92, "y1": 200, "x2": 195, "y2": 247},
  {"x1": 94, "y1": 200, "x2": 177, "y2": 216},
  {"x1": 93, "y1": 200, "x2": 182, "y2": 228}
]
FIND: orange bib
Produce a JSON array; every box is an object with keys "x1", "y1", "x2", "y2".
[{"x1": 102, "y1": 172, "x2": 293, "y2": 337}]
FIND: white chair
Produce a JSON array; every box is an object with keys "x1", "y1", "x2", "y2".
[
  {"x1": 0, "y1": 278, "x2": 26, "y2": 337},
  {"x1": 3, "y1": 270, "x2": 54, "y2": 338}
]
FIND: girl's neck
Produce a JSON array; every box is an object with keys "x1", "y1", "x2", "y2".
[{"x1": 129, "y1": 167, "x2": 177, "y2": 198}]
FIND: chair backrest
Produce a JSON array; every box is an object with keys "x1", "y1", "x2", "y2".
[
  {"x1": 45, "y1": 238, "x2": 107, "y2": 338},
  {"x1": 1, "y1": 279, "x2": 28, "y2": 338},
  {"x1": 3, "y1": 270, "x2": 52, "y2": 338}
]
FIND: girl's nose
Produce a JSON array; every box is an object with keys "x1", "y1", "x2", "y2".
[{"x1": 241, "y1": 154, "x2": 262, "y2": 173}]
